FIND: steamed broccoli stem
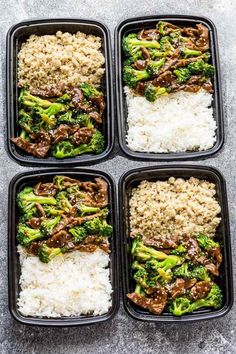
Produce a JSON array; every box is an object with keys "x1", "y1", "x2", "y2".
[
  {"x1": 38, "y1": 244, "x2": 63, "y2": 263},
  {"x1": 80, "y1": 83, "x2": 101, "y2": 98},
  {"x1": 144, "y1": 83, "x2": 170, "y2": 102},
  {"x1": 19, "y1": 88, "x2": 52, "y2": 108},
  {"x1": 180, "y1": 47, "x2": 202, "y2": 58},
  {"x1": 196, "y1": 234, "x2": 220, "y2": 250},
  {"x1": 17, "y1": 223, "x2": 45, "y2": 247},
  {"x1": 123, "y1": 65, "x2": 151, "y2": 88},
  {"x1": 17, "y1": 186, "x2": 57, "y2": 214},
  {"x1": 146, "y1": 58, "x2": 165, "y2": 76},
  {"x1": 20, "y1": 129, "x2": 28, "y2": 140},
  {"x1": 69, "y1": 226, "x2": 88, "y2": 243},
  {"x1": 18, "y1": 110, "x2": 33, "y2": 133},
  {"x1": 131, "y1": 237, "x2": 170, "y2": 261},
  {"x1": 157, "y1": 21, "x2": 168, "y2": 35},
  {"x1": 43, "y1": 206, "x2": 64, "y2": 216},
  {"x1": 160, "y1": 36, "x2": 174, "y2": 52},
  {"x1": 134, "y1": 269, "x2": 149, "y2": 289},
  {"x1": 173, "y1": 68, "x2": 191, "y2": 83},
  {"x1": 122, "y1": 33, "x2": 160, "y2": 57},
  {"x1": 56, "y1": 191, "x2": 73, "y2": 213},
  {"x1": 149, "y1": 49, "x2": 170, "y2": 58},
  {"x1": 52, "y1": 130, "x2": 105, "y2": 158},
  {"x1": 41, "y1": 216, "x2": 61, "y2": 236},
  {"x1": 78, "y1": 203, "x2": 100, "y2": 216},
  {"x1": 145, "y1": 255, "x2": 183, "y2": 272},
  {"x1": 170, "y1": 244, "x2": 186, "y2": 256},
  {"x1": 132, "y1": 260, "x2": 146, "y2": 271}
]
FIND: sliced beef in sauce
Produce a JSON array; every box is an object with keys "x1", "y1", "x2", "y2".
[
  {"x1": 11, "y1": 130, "x2": 51, "y2": 158},
  {"x1": 34, "y1": 182, "x2": 57, "y2": 196}
]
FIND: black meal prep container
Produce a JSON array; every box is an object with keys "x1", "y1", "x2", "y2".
[
  {"x1": 119, "y1": 165, "x2": 233, "y2": 322},
  {"x1": 8, "y1": 169, "x2": 119, "y2": 326},
  {"x1": 115, "y1": 15, "x2": 224, "y2": 160},
  {"x1": 6, "y1": 18, "x2": 114, "y2": 166}
]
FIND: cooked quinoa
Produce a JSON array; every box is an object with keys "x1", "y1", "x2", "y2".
[
  {"x1": 129, "y1": 177, "x2": 221, "y2": 240},
  {"x1": 17, "y1": 31, "x2": 105, "y2": 93}
]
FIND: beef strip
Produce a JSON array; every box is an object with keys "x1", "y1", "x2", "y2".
[
  {"x1": 79, "y1": 178, "x2": 108, "y2": 208},
  {"x1": 75, "y1": 244, "x2": 97, "y2": 252},
  {"x1": 168, "y1": 278, "x2": 197, "y2": 299},
  {"x1": 35, "y1": 203, "x2": 46, "y2": 217},
  {"x1": 158, "y1": 58, "x2": 178, "y2": 75},
  {"x1": 144, "y1": 234, "x2": 179, "y2": 249},
  {"x1": 152, "y1": 71, "x2": 173, "y2": 87},
  {"x1": 202, "y1": 80, "x2": 213, "y2": 93},
  {"x1": 71, "y1": 127, "x2": 94, "y2": 146},
  {"x1": 11, "y1": 130, "x2": 51, "y2": 158},
  {"x1": 27, "y1": 217, "x2": 42, "y2": 229},
  {"x1": 205, "y1": 263, "x2": 219, "y2": 276},
  {"x1": 45, "y1": 230, "x2": 74, "y2": 249},
  {"x1": 134, "y1": 82, "x2": 147, "y2": 96},
  {"x1": 189, "y1": 281, "x2": 212, "y2": 300},
  {"x1": 28, "y1": 242, "x2": 41, "y2": 255},
  {"x1": 51, "y1": 124, "x2": 80, "y2": 144},
  {"x1": 91, "y1": 96, "x2": 105, "y2": 114},
  {"x1": 33, "y1": 182, "x2": 57, "y2": 196},
  {"x1": 137, "y1": 29, "x2": 159, "y2": 41},
  {"x1": 195, "y1": 24, "x2": 209, "y2": 51},
  {"x1": 134, "y1": 60, "x2": 147, "y2": 71},
  {"x1": 29, "y1": 84, "x2": 65, "y2": 98},
  {"x1": 141, "y1": 47, "x2": 150, "y2": 59},
  {"x1": 89, "y1": 111, "x2": 102, "y2": 123},
  {"x1": 127, "y1": 284, "x2": 167, "y2": 315}
]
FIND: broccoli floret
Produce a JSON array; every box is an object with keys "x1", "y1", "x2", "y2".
[
  {"x1": 191, "y1": 266, "x2": 211, "y2": 282},
  {"x1": 38, "y1": 244, "x2": 64, "y2": 263},
  {"x1": 170, "y1": 244, "x2": 186, "y2": 256},
  {"x1": 69, "y1": 226, "x2": 88, "y2": 243},
  {"x1": 131, "y1": 237, "x2": 172, "y2": 262},
  {"x1": 17, "y1": 223, "x2": 45, "y2": 247},
  {"x1": 122, "y1": 33, "x2": 160, "y2": 58},
  {"x1": 144, "y1": 83, "x2": 170, "y2": 102},
  {"x1": 187, "y1": 60, "x2": 215, "y2": 78},
  {"x1": 134, "y1": 283, "x2": 146, "y2": 296},
  {"x1": 18, "y1": 110, "x2": 34, "y2": 133},
  {"x1": 76, "y1": 113, "x2": 94, "y2": 128},
  {"x1": 191, "y1": 283, "x2": 223, "y2": 311},
  {"x1": 57, "y1": 111, "x2": 74, "y2": 125},
  {"x1": 77, "y1": 203, "x2": 100, "y2": 217},
  {"x1": 52, "y1": 130, "x2": 105, "y2": 158},
  {"x1": 134, "y1": 268, "x2": 150, "y2": 289},
  {"x1": 173, "y1": 68, "x2": 191, "y2": 83},
  {"x1": 33, "y1": 102, "x2": 67, "y2": 130},
  {"x1": 123, "y1": 65, "x2": 151, "y2": 88},
  {"x1": 132, "y1": 260, "x2": 145, "y2": 271},
  {"x1": 180, "y1": 47, "x2": 202, "y2": 58},
  {"x1": 17, "y1": 187, "x2": 57, "y2": 214},
  {"x1": 56, "y1": 94, "x2": 71, "y2": 104},
  {"x1": 41, "y1": 216, "x2": 61, "y2": 236},
  {"x1": 169, "y1": 283, "x2": 222, "y2": 316},
  {"x1": 173, "y1": 263, "x2": 192, "y2": 279},
  {"x1": 80, "y1": 83, "x2": 101, "y2": 99},
  {"x1": 202, "y1": 63, "x2": 215, "y2": 77},
  {"x1": 56, "y1": 191, "x2": 73, "y2": 213},
  {"x1": 168, "y1": 296, "x2": 192, "y2": 316},
  {"x1": 160, "y1": 36, "x2": 174, "y2": 52},
  {"x1": 19, "y1": 88, "x2": 52, "y2": 108},
  {"x1": 196, "y1": 234, "x2": 220, "y2": 250},
  {"x1": 156, "y1": 21, "x2": 168, "y2": 35},
  {"x1": 146, "y1": 58, "x2": 165, "y2": 76},
  {"x1": 19, "y1": 129, "x2": 28, "y2": 140},
  {"x1": 84, "y1": 216, "x2": 112, "y2": 236}
]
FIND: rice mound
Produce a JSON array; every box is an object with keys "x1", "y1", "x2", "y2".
[
  {"x1": 17, "y1": 246, "x2": 112, "y2": 317},
  {"x1": 125, "y1": 88, "x2": 217, "y2": 153},
  {"x1": 129, "y1": 177, "x2": 221, "y2": 240},
  {"x1": 18, "y1": 31, "x2": 105, "y2": 92}
]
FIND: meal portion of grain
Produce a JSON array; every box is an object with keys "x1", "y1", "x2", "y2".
[
  {"x1": 18, "y1": 31, "x2": 105, "y2": 93},
  {"x1": 17, "y1": 246, "x2": 112, "y2": 318},
  {"x1": 129, "y1": 177, "x2": 221, "y2": 241},
  {"x1": 125, "y1": 88, "x2": 216, "y2": 153}
]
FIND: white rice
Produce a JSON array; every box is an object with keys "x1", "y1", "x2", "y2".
[
  {"x1": 17, "y1": 246, "x2": 112, "y2": 318},
  {"x1": 125, "y1": 88, "x2": 217, "y2": 153}
]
